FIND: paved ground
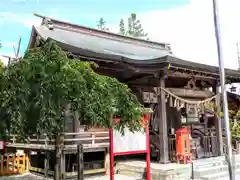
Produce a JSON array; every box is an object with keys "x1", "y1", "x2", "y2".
[
  {"x1": 1, "y1": 173, "x2": 240, "y2": 180},
  {"x1": 88, "y1": 175, "x2": 143, "y2": 180},
  {"x1": 219, "y1": 175, "x2": 240, "y2": 180},
  {"x1": 0, "y1": 173, "x2": 143, "y2": 180},
  {"x1": 0, "y1": 174, "x2": 46, "y2": 180}
]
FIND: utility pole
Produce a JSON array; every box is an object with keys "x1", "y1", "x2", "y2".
[
  {"x1": 237, "y1": 42, "x2": 240, "y2": 70},
  {"x1": 13, "y1": 36, "x2": 22, "y2": 59},
  {"x1": 212, "y1": 0, "x2": 234, "y2": 180}
]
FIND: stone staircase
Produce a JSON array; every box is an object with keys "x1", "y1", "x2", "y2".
[
  {"x1": 115, "y1": 155, "x2": 240, "y2": 180},
  {"x1": 193, "y1": 155, "x2": 240, "y2": 180},
  {"x1": 116, "y1": 161, "x2": 191, "y2": 180}
]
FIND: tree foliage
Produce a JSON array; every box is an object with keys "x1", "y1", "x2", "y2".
[
  {"x1": 230, "y1": 119, "x2": 240, "y2": 141},
  {"x1": 96, "y1": 14, "x2": 148, "y2": 39},
  {"x1": 0, "y1": 40, "x2": 143, "y2": 139},
  {"x1": 119, "y1": 19, "x2": 126, "y2": 35},
  {"x1": 228, "y1": 108, "x2": 240, "y2": 141},
  {"x1": 97, "y1": 18, "x2": 109, "y2": 31},
  {"x1": 127, "y1": 13, "x2": 148, "y2": 38},
  {"x1": 118, "y1": 13, "x2": 148, "y2": 38},
  {"x1": 206, "y1": 101, "x2": 240, "y2": 142}
]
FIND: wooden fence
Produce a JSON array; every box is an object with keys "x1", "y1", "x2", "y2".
[
  {"x1": 7, "y1": 131, "x2": 109, "y2": 152},
  {"x1": 0, "y1": 153, "x2": 29, "y2": 176},
  {"x1": 5, "y1": 131, "x2": 109, "y2": 179}
]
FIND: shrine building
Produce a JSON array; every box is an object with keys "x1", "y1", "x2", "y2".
[{"x1": 26, "y1": 14, "x2": 240, "y2": 165}]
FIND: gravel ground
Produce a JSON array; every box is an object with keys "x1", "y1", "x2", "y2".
[
  {"x1": 0, "y1": 173, "x2": 48, "y2": 180},
  {"x1": 0, "y1": 173, "x2": 143, "y2": 180}
]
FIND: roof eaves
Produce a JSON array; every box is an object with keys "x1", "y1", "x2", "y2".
[
  {"x1": 166, "y1": 55, "x2": 218, "y2": 73},
  {"x1": 27, "y1": 26, "x2": 38, "y2": 49},
  {"x1": 33, "y1": 13, "x2": 172, "y2": 52},
  {"x1": 165, "y1": 56, "x2": 240, "y2": 80}
]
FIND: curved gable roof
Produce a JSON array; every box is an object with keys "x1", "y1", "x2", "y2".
[
  {"x1": 32, "y1": 25, "x2": 171, "y2": 62},
  {"x1": 27, "y1": 14, "x2": 240, "y2": 82}
]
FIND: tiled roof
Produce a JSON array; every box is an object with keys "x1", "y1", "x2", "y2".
[
  {"x1": 32, "y1": 24, "x2": 171, "y2": 62},
  {"x1": 27, "y1": 14, "x2": 240, "y2": 82}
]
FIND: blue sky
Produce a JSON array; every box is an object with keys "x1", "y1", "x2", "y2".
[{"x1": 0, "y1": 0, "x2": 189, "y2": 56}]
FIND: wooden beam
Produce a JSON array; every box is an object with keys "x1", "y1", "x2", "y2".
[
  {"x1": 122, "y1": 74, "x2": 152, "y2": 83},
  {"x1": 97, "y1": 63, "x2": 130, "y2": 71},
  {"x1": 166, "y1": 88, "x2": 214, "y2": 99},
  {"x1": 168, "y1": 65, "x2": 219, "y2": 77},
  {"x1": 167, "y1": 71, "x2": 217, "y2": 80},
  {"x1": 128, "y1": 77, "x2": 162, "y2": 87},
  {"x1": 142, "y1": 88, "x2": 215, "y2": 104},
  {"x1": 95, "y1": 68, "x2": 127, "y2": 78}
]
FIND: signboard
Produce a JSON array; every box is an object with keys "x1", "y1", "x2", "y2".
[
  {"x1": 113, "y1": 127, "x2": 146, "y2": 153},
  {"x1": 108, "y1": 114, "x2": 151, "y2": 180},
  {"x1": 0, "y1": 141, "x2": 4, "y2": 150}
]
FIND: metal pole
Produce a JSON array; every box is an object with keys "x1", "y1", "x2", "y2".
[{"x1": 212, "y1": 0, "x2": 234, "y2": 180}]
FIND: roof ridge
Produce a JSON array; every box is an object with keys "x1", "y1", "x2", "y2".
[
  {"x1": 37, "y1": 24, "x2": 169, "y2": 51},
  {"x1": 33, "y1": 13, "x2": 172, "y2": 52}
]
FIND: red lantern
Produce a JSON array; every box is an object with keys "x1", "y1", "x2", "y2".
[{"x1": 176, "y1": 128, "x2": 192, "y2": 164}]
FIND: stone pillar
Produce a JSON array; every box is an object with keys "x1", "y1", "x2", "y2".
[
  {"x1": 213, "y1": 85, "x2": 224, "y2": 156},
  {"x1": 158, "y1": 77, "x2": 170, "y2": 163}
]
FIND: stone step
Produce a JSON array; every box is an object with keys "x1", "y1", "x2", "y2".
[
  {"x1": 200, "y1": 168, "x2": 240, "y2": 180},
  {"x1": 193, "y1": 155, "x2": 240, "y2": 169},
  {"x1": 194, "y1": 162, "x2": 240, "y2": 178},
  {"x1": 193, "y1": 160, "x2": 225, "y2": 170},
  {"x1": 116, "y1": 161, "x2": 191, "y2": 180},
  {"x1": 116, "y1": 163, "x2": 159, "y2": 180},
  {"x1": 193, "y1": 157, "x2": 226, "y2": 168}
]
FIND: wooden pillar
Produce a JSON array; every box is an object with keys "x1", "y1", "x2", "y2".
[
  {"x1": 104, "y1": 149, "x2": 110, "y2": 175},
  {"x1": 54, "y1": 135, "x2": 60, "y2": 180},
  {"x1": 54, "y1": 134, "x2": 64, "y2": 180},
  {"x1": 158, "y1": 77, "x2": 170, "y2": 163},
  {"x1": 60, "y1": 152, "x2": 66, "y2": 180},
  {"x1": 44, "y1": 152, "x2": 50, "y2": 178},
  {"x1": 25, "y1": 151, "x2": 30, "y2": 172},
  {"x1": 77, "y1": 144, "x2": 84, "y2": 180},
  {"x1": 213, "y1": 85, "x2": 224, "y2": 156}
]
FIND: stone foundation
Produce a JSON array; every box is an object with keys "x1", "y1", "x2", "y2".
[
  {"x1": 116, "y1": 161, "x2": 192, "y2": 180},
  {"x1": 115, "y1": 155, "x2": 240, "y2": 180}
]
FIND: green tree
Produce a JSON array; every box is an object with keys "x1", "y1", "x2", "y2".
[
  {"x1": 119, "y1": 19, "x2": 126, "y2": 35},
  {"x1": 127, "y1": 13, "x2": 148, "y2": 38},
  {"x1": 119, "y1": 13, "x2": 148, "y2": 38},
  {"x1": 97, "y1": 17, "x2": 109, "y2": 31},
  {"x1": 205, "y1": 102, "x2": 240, "y2": 143},
  {"x1": 0, "y1": 61, "x2": 7, "y2": 140},
  {"x1": 0, "y1": 40, "x2": 143, "y2": 140}
]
